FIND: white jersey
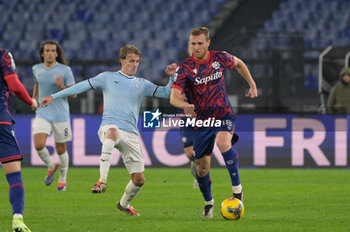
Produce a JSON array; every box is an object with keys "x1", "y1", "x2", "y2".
[{"x1": 33, "y1": 63, "x2": 75, "y2": 122}]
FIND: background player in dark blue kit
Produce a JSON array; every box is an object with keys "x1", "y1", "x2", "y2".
[
  {"x1": 0, "y1": 48, "x2": 38, "y2": 231},
  {"x1": 171, "y1": 27, "x2": 257, "y2": 219}
]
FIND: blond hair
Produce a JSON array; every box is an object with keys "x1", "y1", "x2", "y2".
[
  {"x1": 190, "y1": 27, "x2": 210, "y2": 41},
  {"x1": 119, "y1": 45, "x2": 141, "y2": 60}
]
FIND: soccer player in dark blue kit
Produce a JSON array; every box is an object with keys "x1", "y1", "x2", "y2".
[
  {"x1": 171, "y1": 27, "x2": 257, "y2": 219},
  {"x1": 0, "y1": 48, "x2": 38, "y2": 231}
]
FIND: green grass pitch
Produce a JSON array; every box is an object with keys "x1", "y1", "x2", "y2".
[{"x1": 0, "y1": 168, "x2": 349, "y2": 232}]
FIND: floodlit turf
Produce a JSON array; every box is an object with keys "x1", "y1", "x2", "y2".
[{"x1": 0, "y1": 168, "x2": 349, "y2": 232}]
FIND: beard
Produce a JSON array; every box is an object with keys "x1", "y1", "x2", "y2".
[{"x1": 194, "y1": 51, "x2": 206, "y2": 60}]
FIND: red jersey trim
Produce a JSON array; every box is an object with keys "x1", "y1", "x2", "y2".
[
  {"x1": 0, "y1": 155, "x2": 22, "y2": 163},
  {"x1": 171, "y1": 84, "x2": 183, "y2": 91},
  {"x1": 10, "y1": 183, "x2": 24, "y2": 189},
  {"x1": 0, "y1": 121, "x2": 12, "y2": 125}
]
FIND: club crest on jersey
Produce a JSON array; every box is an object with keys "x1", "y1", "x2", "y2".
[
  {"x1": 212, "y1": 61, "x2": 220, "y2": 70},
  {"x1": 133, "y1": 81, "x2": 140, "y2": 88},
  {"x1": 193, "y1": 69, "x2": 197, "y2": 74}
]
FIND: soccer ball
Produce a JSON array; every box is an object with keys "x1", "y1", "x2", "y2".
[{"x1": 220, "y1": 198, "x2": 244, "y2": 220}]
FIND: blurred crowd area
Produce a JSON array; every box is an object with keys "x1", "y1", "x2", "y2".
[{"x1": 0, "y1": 0, "x2": 349, "y2": 114}]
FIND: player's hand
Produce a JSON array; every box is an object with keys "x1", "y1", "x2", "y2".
[
  {"x1": 245, "y1": 86, "x2": 258, "y2": 98},
  {"x1": 55, "y1": 75, "x2": 64, "y2": 89},
  {"x1": 183, "y1": 104, "x2": 196, "y2": 118},
  {"x1": 30, "y1": 98, "x2": 38, "y2": 111},
  {"x1": 41, "y1": 96, "x2": 53, "y2": 107},
  {"x1": 165, "y1": 63, "x2": 178, "y2": 76}
]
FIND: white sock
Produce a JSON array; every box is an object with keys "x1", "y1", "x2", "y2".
[
  {"x1": 37, "y1": 147, "x2": 54, "y2": 170},
  {"x1": 232, "y1": 184, "x2": 242, "y2": 194},
  {"x1": 58, "y1": 151, "x2": 69, "y2": 183},
  {"x1": 120, "y1": 180, "x2": 141, "y2": 208},
  {"x1": 205, "y1": 199, "x2": 214, "y2": 205},
  {"x1": 99, "y1": 139, "x2": 115, "y2": 183},
  {"x1": 13, "y1": 214, "x2": 23, "y2": 219}
]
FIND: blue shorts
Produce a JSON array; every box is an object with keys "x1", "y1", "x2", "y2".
[
  {"x1": 193, "y1": 116, "x2": 236, "y2": 160},
  {"x1": 180, "y1": 126, "x2": 193, "y2": 148},
  {"x1": 0, "y1": 124, "x2": 22, "y2": 163}
]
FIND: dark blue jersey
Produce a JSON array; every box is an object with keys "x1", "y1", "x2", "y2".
[{"x1": 0, "y1": 49, "x2": 16, "y2": 124}]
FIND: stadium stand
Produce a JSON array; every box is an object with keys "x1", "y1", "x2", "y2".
[
  {"x1": 251, "y1": 0, "x2": 350, "y2": 92},
  {"x1": 210, "y1": 0, "x2": 349, "y2": 113},
  {"x1": 255, "y1": 0, "x2": 350, "y2": 49},
  {"x1": 0, "y1": 0, "x2": 348, "y2": 114},
  {"x1": 0, "y1": 0, "x2": 228, "y2": 85}
]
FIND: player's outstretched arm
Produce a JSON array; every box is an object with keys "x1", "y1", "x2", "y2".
[
  {"x1": 42, "y1": 79, "x2": 93, "y2": 107},
  {"x1": 170, "y1": 88, "x2": 196, "y2": 118},
  {"x1": 234, "y1": 57, "x2": 258, "y2": 98},
  {"x1": 5, "y1": 73, "x2": 36, "y2": 108},
  {"x1": 152, "y1": 63, "x2": 178, "y2": 98}
]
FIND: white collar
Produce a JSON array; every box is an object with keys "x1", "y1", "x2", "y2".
[{"x1": 119, "y1": 70, "x2": 135, "y2": 79}]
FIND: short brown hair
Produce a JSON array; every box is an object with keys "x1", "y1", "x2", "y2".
[
  {"x1": 119, "y1": 45, "x2": 142, "y2": 60},
  {"x1": 190, "y1": 27, "x2": 210, "y2": 41},
  {"x1": 38, "y1": 40, "x2": 68, "y2": 65}
]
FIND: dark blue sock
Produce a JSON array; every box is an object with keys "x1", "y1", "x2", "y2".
[
  {"x1": 222, "y1": 147, "x2": 241, "y2": 186},
  {"x1": 6, "y1": 171, "x2": 25, "y2": 215},
  {"x1": 196, "y1": 172, "x2": 212, "y2": 201}
]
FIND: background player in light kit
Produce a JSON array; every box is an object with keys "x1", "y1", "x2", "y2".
[{"x1": 32, "y1": 40, "x2": 76, "y2": 191}]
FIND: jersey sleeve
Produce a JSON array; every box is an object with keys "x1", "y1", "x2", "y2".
[
  {"x1": 2, "y1": 51, "x2": 33, "y2": 105},
  {"x1": 1, "y1": 51, "x2": 16, "y2": 78},
  {"x1": 142, "y1": 79, "x2": 157, "y2": 97},
  {"x1": 5, "y1": 74, "x2": 33, "y2": 105},
  {"x1": 51, "y1": 80, "x2": 92, "y2": 99},
  {"x1": 88, "y1": 72, "x2": 106, "y2": 90},
  {"x1": 64, "y1": 67, "x2": 75, "y2": 86},
  {"x1": 171, "y1": 66, "x2": 188, "y2": 91},
  {"x1": 143, "y1": 75, "x2": 175, "y2": 98},
  {"x1": 221, "y1": 51, "x2": 236, "y2": 70}
]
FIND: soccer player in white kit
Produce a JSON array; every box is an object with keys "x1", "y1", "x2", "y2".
[
  {"x1": 41, "y1": 45, "x2": 177, "y2": 216},
  {"x1": 32, "y1": 40, "x2": 76, "y2": 191}
]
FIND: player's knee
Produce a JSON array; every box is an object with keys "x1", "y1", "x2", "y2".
[
  {"x1": 56, "y1": 147, "x2": 66, "y2": 155},
  {"x1": 55, "y1": 143, "x2": 67, "y2": 155},
  {"x1": 196, "y1": 167, "x2": 209, "y2": 177},
  {"x1": 184, "y1": 147, "x2": 194, "y2": 159},
  {"x1": 216, "y1": 140, "x2": 231, "y2": 153},
  {"x1": 107, "y1": 128, "x2": 118, "y2": 141},
  {"x1": 134, "y1": 177, "x2": 145, "y2": 187},
  {"x1": 34, "y1": 141, "x2": 46, "y2": 151}
]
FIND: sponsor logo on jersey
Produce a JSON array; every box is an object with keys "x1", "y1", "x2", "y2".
[{"x1": 194, "y1": 71, "x2": 223, "y2": 85}]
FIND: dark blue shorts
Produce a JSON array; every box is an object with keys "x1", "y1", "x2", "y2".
[
  {"x1": 0, "y1": 124, "x2": 22, "y2": 163},
  {"x1": 193, "y1": 116, "x2": 236, "y2": 159},
  {"x1": 180, "y1": 126, "x2": 193, "y2": 148}
]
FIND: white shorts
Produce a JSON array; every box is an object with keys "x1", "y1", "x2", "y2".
[
  {"x1": 98, "y1": 124, "x2": 144, "y2": 174},
  {"x1": 32, "y1": 117, "x2": 72, "y2": 143}
]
